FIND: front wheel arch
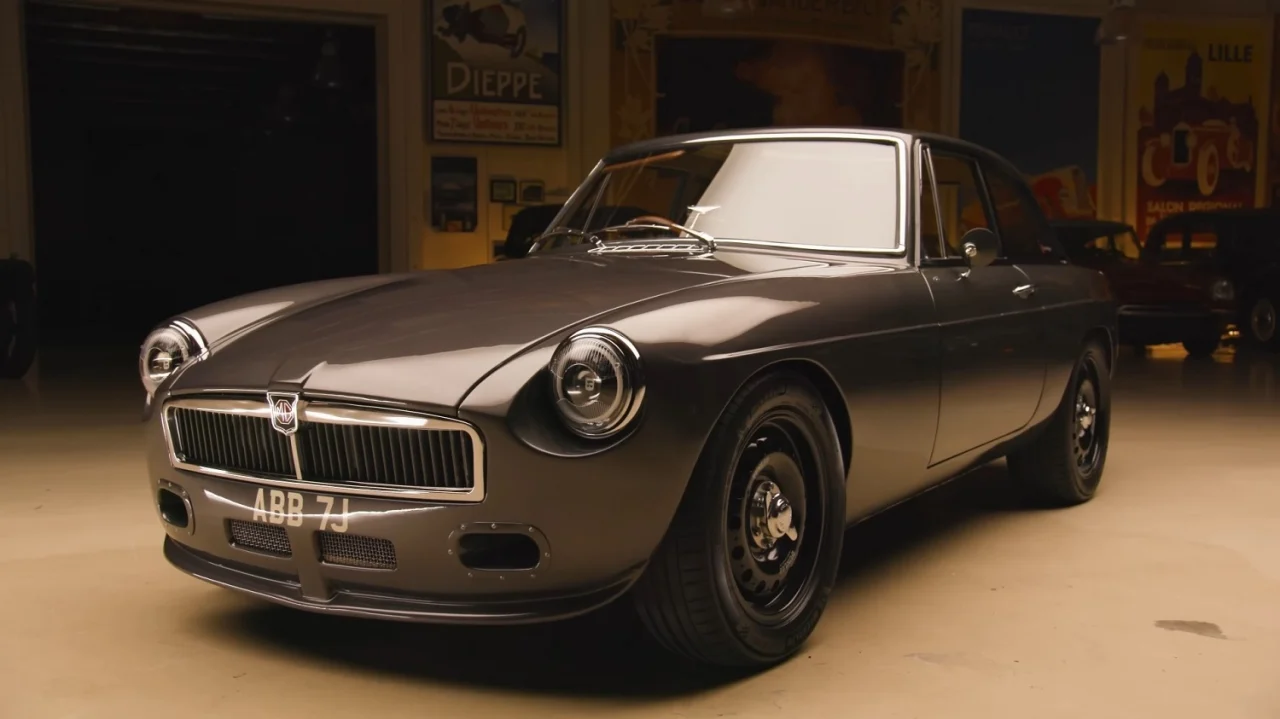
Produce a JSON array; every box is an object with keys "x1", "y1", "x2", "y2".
[{"x1": 720, "y1": 359, "x2": 851, "y2": 478}]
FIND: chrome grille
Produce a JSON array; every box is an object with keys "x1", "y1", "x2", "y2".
[
  {"x1": 297, "y1": 422, "x2": 474, "y2": 490},
  {"x1": 228, "y1": 520, "x2": 292, "y2": 557},
  {"x1": 170, "y1": 407, "x2": 296, "y2": 478},
  {"x1": 317, "y1": 532, "x2": 397, "y2": 570},
  {"x1": 163, "y1": 397, "x2": 484, "y2": 500}
]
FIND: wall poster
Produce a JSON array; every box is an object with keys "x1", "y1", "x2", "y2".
[
  {"x1": 429, "y1": 0, "x2": 564, "y2": 145},
  {"x1": 430, "y1": 156, "x2": 479, "y2": 232},
  {"x1": 610, "y1": 0, "x2": 942, "y2": 148},
  {"x1": 1129, "y1": 20, "x2": 1270, "y2": 240},
  {"x1": 959, "y1": 9, "x2": 1101, "y2": 221}
]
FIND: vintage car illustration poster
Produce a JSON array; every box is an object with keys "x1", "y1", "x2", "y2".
[
  {"x1": 959, "y1": 9, "x2": 1101, "y2": 221},
  {"x1": 1129, "y1": 20, "x2": 1271, "y2": 241},
  {"x1": 430, "y1": 0, "x2": 564, "y2": 145}
]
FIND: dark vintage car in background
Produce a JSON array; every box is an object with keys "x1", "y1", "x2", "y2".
[
  {"x1": 139, "y1": 127, "x2": 1116, "y2": 669},
  {"x1": 1138, "y1": 209, "x2": 1280, "y2": 353},
  {"x1": 1052, "y1": 219, "x2": 1141, "y2": 270},
  {"x1": 1051, "y1": 214, "x2": 1264, "y2": 357}
]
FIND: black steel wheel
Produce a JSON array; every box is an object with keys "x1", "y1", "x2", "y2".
[
  {"x1": 633, "y1": 371, "x2": 845, "y2": 668},
  {"x1": 1244, "y1": 293, "x2": 1280, "y2": 352},
  {"x1": 0, "y1": 260, "x2": 37, "y2": 380},
  {"x1": 1007, "y1": 339, "x2": 1111, "y2": 507}
]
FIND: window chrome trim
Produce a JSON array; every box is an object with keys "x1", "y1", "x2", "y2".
[
  {"x1": 161, "y1": 397, "x2": 486, "y2": 503},
  {"x1": 678, "y1": 133, "x2": 909, "y2": 256}
]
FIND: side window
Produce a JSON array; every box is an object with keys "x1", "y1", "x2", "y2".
[
  {"x1": 984, "y1": 164, "x2": 1056, "y2": 262},
  {"x1": 919, "y1": 150, "x2": 945, "y2": 259},
  {"x1": 928, "y1": 151, "x2": 993, "y2": 258}
]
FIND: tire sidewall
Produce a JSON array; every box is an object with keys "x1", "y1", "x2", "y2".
[{"x1": 698, "y1": 376, "x2": 846, "y2": 663}]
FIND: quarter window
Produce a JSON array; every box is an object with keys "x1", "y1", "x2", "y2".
[
  {"x1": 984, "y1": 164, "x2": 1057, "y2": 262},
  {"x1": 927, "y1": 151, "x2": 993, "y2": 258}
]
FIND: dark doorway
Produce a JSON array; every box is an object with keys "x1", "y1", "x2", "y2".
[{"x1": 23, "y1": 0, "x2": 380, "y2": 349}]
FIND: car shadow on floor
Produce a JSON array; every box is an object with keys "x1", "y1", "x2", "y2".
[{"x1": 203, "y1": 462, "x2": 1025, "y2": 698}]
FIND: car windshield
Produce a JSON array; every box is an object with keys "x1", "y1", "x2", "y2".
[
  {"x1": 1057, "y1": 226, "x2": 1140, "y2": 262},
  {"x1": 535, "y1": 139, "x2": 901, "y2": 253}
]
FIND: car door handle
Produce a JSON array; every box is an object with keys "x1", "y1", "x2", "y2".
[{"x1": 1012, "y1": 284, "x2": 1037, "y2": 299}]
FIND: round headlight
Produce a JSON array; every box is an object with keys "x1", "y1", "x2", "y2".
[
  {"x1": 139, "y1": 321, "x2": 205, "y2": 394},
  {"x1": 548, "y1": 329, "x2": 644, "y2": 438},
  {"x1": 1210, "y1": 278, "x2": 1235, "y2": 302}
]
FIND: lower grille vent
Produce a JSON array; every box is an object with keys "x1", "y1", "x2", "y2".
[
  {"x1": 228, "y1": 520, "x2": 292, "y2": 558},
  {"x1": 318, "y1": 532, "x2": 397, "y2": 570}
]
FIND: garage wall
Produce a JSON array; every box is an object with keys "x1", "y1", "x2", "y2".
[{"x1": 420, "y1": 0, "x2": 612, "y2": 269}]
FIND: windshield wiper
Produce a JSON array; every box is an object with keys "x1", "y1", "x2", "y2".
[
  {"x1": 592, "y1": 217, "x2": 717, "y2": 253},
  {"x1": 532, "y1": 226, "x2": 602, "y2": 253}
]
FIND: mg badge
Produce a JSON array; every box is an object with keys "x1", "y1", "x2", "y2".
[{"x1": 267, "y1": 392, "x2": 301, "y2": 436}]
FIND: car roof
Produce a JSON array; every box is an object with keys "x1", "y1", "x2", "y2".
[
  {"x1": 1051, "y1": 219, "x2": 1135, "y2": 234},
  {"x1": 604, "y1": 127, "x2": 1005, "y2": 163}
]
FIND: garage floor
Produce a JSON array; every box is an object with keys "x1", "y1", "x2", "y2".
[{"x1": 2, "y1": 347, "x2": 1278, "y2": 718}]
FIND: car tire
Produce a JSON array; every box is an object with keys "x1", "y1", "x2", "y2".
[
  {"x1": 632, "y1": 371, "x2": 845, "y2": 668},
  {"x1": 0, "y1": 260, "x2": 37, "y2": 380},
  {"x1": 1006, "y1": 340, "x2": 1111, "y2": 507},
  {"x1": 1243, "y1": 292, "x2": 1280, "y2": 352},
  {"x1": 1181, "y1": 339, "x2": 1218, "y2": 358}
]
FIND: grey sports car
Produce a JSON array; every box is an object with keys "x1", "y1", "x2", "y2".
[{"x1": 140, "y1": 127, "x2": 1117, "y2": 668}]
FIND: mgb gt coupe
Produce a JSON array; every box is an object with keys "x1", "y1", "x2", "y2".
[{"x1": 140, "y1": 127, "x2": 1116, "y2": 668}]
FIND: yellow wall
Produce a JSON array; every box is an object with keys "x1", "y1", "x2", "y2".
[{"x1": 421, "y1": 144, "x2": 575, "y2": 268}]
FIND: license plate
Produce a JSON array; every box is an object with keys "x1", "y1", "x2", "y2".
[{"x1": 252, "y1": 487, "x2": 349, "y2": 533}]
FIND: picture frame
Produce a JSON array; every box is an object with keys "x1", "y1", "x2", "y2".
[
  {"x1": 518, "y1": 179, "x2": 546, "y2": 205},
  {"x1": 429, "y1": 156, "x2": 478, "y2": 232},
  {"x1": 490, "y1": 177, "x2": 517, "y2": 204}
]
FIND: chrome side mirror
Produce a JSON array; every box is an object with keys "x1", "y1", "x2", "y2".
[{"x1": 960, "y1": 227, "x2": 999, "y2": 269}]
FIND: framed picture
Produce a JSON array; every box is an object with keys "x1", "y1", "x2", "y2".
[
  {"x1": 430, "y1": 156, "x2": 478, "y2": 232},
  {"x1": 519, "y1": 179, "x2": 546, "y2": 205},
  {"x1": 428, "y1": 0, "x2": 565, "y2": 146},
  {"x1": 490, "y1": 177, "x2": 517, "y2": 203}
]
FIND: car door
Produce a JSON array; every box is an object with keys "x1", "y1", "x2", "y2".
[{"x1": 919, "y1": 146, "x2": 1045, "y2": 464}]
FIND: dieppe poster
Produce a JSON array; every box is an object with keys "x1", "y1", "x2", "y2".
[
  {"x1": 429, "y1": 0, "x2": 564, "y2": 145},
  {"x1": 959, "y1": 9, "x2": 1101, "y2": 221},
  {"x1": 1130, "y1": 20, "x2": 1270, "y2": 240}
]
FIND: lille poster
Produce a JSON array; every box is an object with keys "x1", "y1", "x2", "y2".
[
  {"x1": 429, "y1": 0, "x2": 564, "y2": 145},
  {"x1": 1129, "y1": 20, "x2": 1271, "y2": 240}
]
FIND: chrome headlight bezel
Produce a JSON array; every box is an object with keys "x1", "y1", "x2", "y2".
[
  {"x1": 1209, "y1": 278, "x2": 1235, "y2": 302},
  {"x1": 139, "y1": 319, "x2": 208, "y2": 395},
  {"x1": 548, "y1": 327, "x2": 645, "y2": 439}
]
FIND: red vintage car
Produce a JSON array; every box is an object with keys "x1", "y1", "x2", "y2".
[
  {"x1": 1053, "y1": 217, "x2": 1236, "y2": 357},
  {"x1": 1140, "y1": 119, "x2": 1254, "y2": 197}
]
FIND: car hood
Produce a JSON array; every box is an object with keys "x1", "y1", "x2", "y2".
[{"x1": 169, "y1": 252, "x2": 811, "y2": 410}]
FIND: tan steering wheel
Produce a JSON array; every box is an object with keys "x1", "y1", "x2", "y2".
[{"x1": 625, "y1": 215, "x2": 679, "y2": 229}]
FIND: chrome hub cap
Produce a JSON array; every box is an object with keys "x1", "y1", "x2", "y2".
[
  {"x1": 1073, "y1": 375, "x2": 1102, "y2": 474},
  {"x1": 748, "y1": 480, "x2": 798, "y2": 560},
  {"x1": 1251, "y1": 298, "x2": 1276, "y2": 343},
  {"x1": 726, "y1": 416, "x2": 821, "y2": 619}
]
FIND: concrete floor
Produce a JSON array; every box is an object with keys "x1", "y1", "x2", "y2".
[{"x1": 1, "y1": 346, "x2": 1278, "y2": 718}]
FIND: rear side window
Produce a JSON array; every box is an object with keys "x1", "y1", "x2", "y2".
[{"x1": 984, "y1": 164, "x2": 1058, "y2": 262}]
